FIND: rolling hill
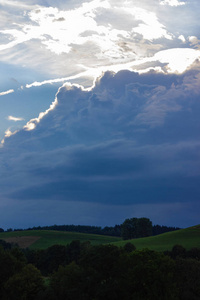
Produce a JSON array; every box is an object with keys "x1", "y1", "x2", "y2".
[
  {"x1": 0, "y1": 230, "x2": 122, "y2": 249},
  {"x1": 0, "y1": 225, "x2": 199, "y2": 251},
  {"x1": 112, "y1": 225, "x2": 200, "y2": 251}
]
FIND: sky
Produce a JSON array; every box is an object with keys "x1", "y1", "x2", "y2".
[{"x1": 0, "y1": 0, "x2": 200, "y2": 230}]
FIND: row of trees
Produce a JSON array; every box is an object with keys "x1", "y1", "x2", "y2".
[
  {"x1": 1, "y1": 218, "x2": 180, "y2": 239},
  {"x1": 0, "y1": 239, "x2": 200, "y2": 300}
]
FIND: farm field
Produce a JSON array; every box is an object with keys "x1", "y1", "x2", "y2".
[
  {"x1": 0, "y1": 230, "x2": 122, "y2": 249},
  {"x1": 112, "y1": 225, "x2": 200, "y2": 251}
]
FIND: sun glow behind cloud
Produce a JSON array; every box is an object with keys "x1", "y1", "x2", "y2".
[
  {"x1": 0, "y1": 0, "x2": 200, "y2": 140},
  {"x1": 0, "y1": 0, "x2": 193, "y2": 76},
  {"x1": 153, "y1": 48, "x2": 200, "y2": 73},
  {"x1": 0, "y1": 0, "x2": 199, "y2": 142}
]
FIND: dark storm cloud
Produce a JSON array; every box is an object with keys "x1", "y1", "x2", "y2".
[
  {"x1": 7, "y1": 138, "x2": 200, "y2": 205},
  {"x1": 1, "y1": 68, "x2": 200, "y2": 227}
]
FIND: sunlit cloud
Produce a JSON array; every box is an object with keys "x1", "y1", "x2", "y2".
[
  {"x1": 0, "y1": 89, "x2": 14, "y2": 96},
  {"x1": 25, "y1": 1, "x2": 132, "y2": 60},
  {"x1": 124, "y1": 7, "x2": 173, "y2": 40},
  {"x1": 1, "y1": 128, "x2": 18, "y2": 145},
  {"x1": 7, "y1": 115, "x2": 24, "y2": 122},
  {"x1": 4, "y1": 128, "x2": 13, "y2": 137},
  {"x1": 129, "y1": 48, "x2": 200, "y2": 74},
  {"x1": 0, "y1": 0, "x2": 113, "y2": 54},
  {"x1": 25, "y1": 61, "x2": 136, "y2": 89},
  {"x1": 160, "y1": 0, "x2": 185, "y2": 6},
  {"x1": 0, "y1": 0, "x2": 200, "y2": 145},
  {"x1": 178, "y1": 35, "x2": 186, "y2": 43},
  {"x1": 25, "y1": 71, "x2": 92, "y2": 88},
  {"x1": 0, "y1": 0, "x2": 175, "y2": 76},
  {"x1": 24, "y1": 47, "x2": 200, "y2": 92},
  {"x1": 188, "y1": 36, "x2": 200, "y2": 49},
  {"x1": 23, "y1": 91, "x2": 59, "y2": 131},
  {"x1": 153, "y1": 48, "x2": 200, "y2": 73}
]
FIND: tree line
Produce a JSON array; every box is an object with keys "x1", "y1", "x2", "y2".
[
  {"x1": 0, "y1": 239, "x2": 200, "y2": 299},
  {"x1": 1, "y1": 217, "x2": 180, "y2": 239}
]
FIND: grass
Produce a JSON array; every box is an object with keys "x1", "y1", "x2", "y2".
[
  {"x1": 112, "y1": 225, "x2": 200, "y2": 251},
  {"x1": 0, "y1": 225, "x2": 200, "y2": 251},
  {"x1": 0, "y1": 230, "x2": 122, "y2": 250}
]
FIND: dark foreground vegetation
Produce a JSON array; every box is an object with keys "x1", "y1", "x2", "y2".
[{"x1": 0, "y1": 238, "x2": 200, "y2": 300}]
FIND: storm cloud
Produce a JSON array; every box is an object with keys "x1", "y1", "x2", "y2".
[{"x1": 1, "y1": 68, "x2": 200, "y2": 228}]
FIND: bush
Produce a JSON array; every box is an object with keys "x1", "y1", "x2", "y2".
[{"x1": 123, "y1": 242, "x2": 136, "y2": 252}]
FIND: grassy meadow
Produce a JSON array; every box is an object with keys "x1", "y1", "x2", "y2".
[
  {"x1": 0, "y1": 230, "x2": 122, "y2": 249},
  {"x1": 112, "y1": 225, "x2": 200, "y2": 251}
]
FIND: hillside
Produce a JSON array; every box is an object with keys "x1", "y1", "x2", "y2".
[
  {"x1": 112, "y1": 225, "x2": 200, "y2": 251},
  {"x1": 0, "y1": 225, "x2": 200, "y2": 251},
  {"x1": 0, "y1": 230, "x2": 122, "y2": 249}
]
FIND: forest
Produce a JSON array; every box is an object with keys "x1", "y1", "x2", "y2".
[{"x1": 0, "y1": 238, "x2": 200, "y2": 300}]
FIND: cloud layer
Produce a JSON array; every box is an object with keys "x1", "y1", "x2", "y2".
[{"x1": 1, "y1": 67, "x2": 200, "y2": 228}]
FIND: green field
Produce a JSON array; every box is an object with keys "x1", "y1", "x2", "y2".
[
  {"x1": 0, "y1": 225, "x2": 200, "y2": 251},
  {"x1": 112, "y1": 225, "x2": 200, "y2": 251},
  {"x1": 0, "y1": 230, "x2": 122, "y2": 249}
]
